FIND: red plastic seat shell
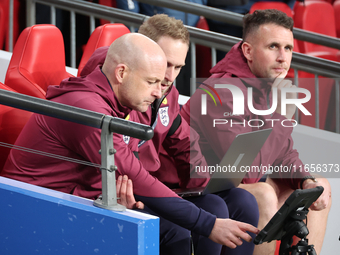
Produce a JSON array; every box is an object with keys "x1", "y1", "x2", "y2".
[{"x1": 5, "y1": 24, "x2": 73, "y2": 99}]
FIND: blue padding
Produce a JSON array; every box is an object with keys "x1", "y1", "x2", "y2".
[{"x1": 0, "y1": 177, "x2": 159, "y2": 255}]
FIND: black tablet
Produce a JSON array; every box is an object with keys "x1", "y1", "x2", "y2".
[{"x1": 254, "y1": 186, "x2": 324, "y2": 245}]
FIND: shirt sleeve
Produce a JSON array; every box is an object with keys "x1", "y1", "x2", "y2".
[
  {"x1": 65, "y1": 95, "x2": 217, "y2": 237},
  {"x1": 99, "y1": 124, "x2": 216, "y2": 237}
]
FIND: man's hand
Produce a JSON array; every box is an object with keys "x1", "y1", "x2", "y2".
[
  {"x1": 208, "y1": 218, "x2": 260, "y2": 249},
  {"x1": 116, "y1": 175, "x2": 144, "y2": 210},
  {"x1": 302, "y1": 176, "x2": 331, "y2": 211},
  {"x1": 272, "y1": 70, "x2": 297, "y2": 119}
]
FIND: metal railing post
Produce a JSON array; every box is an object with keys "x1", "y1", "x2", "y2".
[
  {"x1": 26, "y1": 0, "x2": 36, "y2": 27},
  {"x1": 9, "y1": 0, "x2": 14, "y2": 52},
  {"x1": 94, "y1": 116, "x2": 126, "y2": 211},
  {"x1": 211, "y1": 47, "x2": 217, "y2": 68},
  {"x1": 50, "y1": 5, "x2": 56, "y2": 25},
  {"x1": 315, "y1": 75, "x2": 319, "y2": 129},
  {"x1": 294, "y1": 69, "x2": 299, "y2": 123},
  {"x1": 70, "y1": 10, "x2": 76, "y2": 68},
  {"x1": 190, "y1": 42, "x2": 196, "y2": 95},
  {"x1": 336, "y1": 79, "x2": 340, "y2": 133}
]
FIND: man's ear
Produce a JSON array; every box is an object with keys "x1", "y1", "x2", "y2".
[
  {"x1": 115, "y1": 64, "x2": 127, "y2": 83},
  {"x1": 242, "y1": 42, "x2": 252, "y2": 62}
]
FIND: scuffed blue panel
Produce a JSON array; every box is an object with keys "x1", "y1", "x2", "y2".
[{"x1": 0, "y1": 177, "x2": 159, "y2": 255}]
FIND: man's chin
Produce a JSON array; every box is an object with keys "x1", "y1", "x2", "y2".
[
  {"x1": 161, "y1": 85, "x2": 171, "y2": 94},
  {"x1": 162, "y1": 86, "x2": 170, "y2": 95},
  {"x1": 133, "y1": 104, "x2": 150, "y2": 113},
  {"x1": 264, "y1": 75, "x2": 276, "y2": 83},
  {"x1": 138, "y1": 107, "x2": 148, "y2": 113}
]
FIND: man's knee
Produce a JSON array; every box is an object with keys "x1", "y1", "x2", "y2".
[
  {"x1": 241, "y1": 182, "x2": 279, "y2": 220},
  {"x1": 189, "y1": 193, "x2": 229, "y2": 218},
  {"x1": 323, "y1": 178, "x2": 332, "y2": 209},
  {"x1": 229, "y1": 187, "x2": 258, "y2": 208}
]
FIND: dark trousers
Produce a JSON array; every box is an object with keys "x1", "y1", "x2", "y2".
[
  {"x1": 140, "y1": 205, "x2": 191, "y2": 255},
  {"x1": 140, "y1": 187, "x2": 259, "y2": 255},
  {"x1": 188, "y1": 188, "x2": 259, "y2": 255}
]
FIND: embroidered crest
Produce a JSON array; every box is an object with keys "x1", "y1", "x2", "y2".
[
  {"x1": 123, "y1": 135, "x2": 130, "y2": 144},
  {"x1": 159, "y1": 107, "x2": 170, "y2": 127}
]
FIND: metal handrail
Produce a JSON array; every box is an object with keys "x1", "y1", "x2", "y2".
[
  {"x1": 28, "y1": 0, "x2": 146, "y2": 27},
  {"x1": 0, "y1": 88, "x2": 154, "y2": 211},
  {"x1": 26, "y1": 0, "x2": 340, "y2": 79},
  {"x1": 136, "y1": 0, "x2": 340, "y2": 51},
  {"x1": 0, "y1": 89, "x2": 154, "y2": 140},
  {"x1": 24, "y1": 0, "x2": 340, "y2": 51}
]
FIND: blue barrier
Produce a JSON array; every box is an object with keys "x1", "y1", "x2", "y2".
[{"x1": 0, "y1": 177, "x2": 159, "y2": 254}]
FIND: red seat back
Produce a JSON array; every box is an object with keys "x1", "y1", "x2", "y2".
[
  {"x1": 0, "y1": 83, "x2": 33, "y2": 172},
  {"x1": 293, "y1": 1, "x2": 338, "y2": 129},
  {"x1": 0, "y1": 0, "x2": 22, "y2": 51},
  {"x1": 98, "y1": 0, "x2": 118, "y2": 25},
  {"x1": 195, "y1": 17, "x2": 212, "y2": 78},
  {"x1": 77, "y1": 23, "x2": 130, "y2": 76},
  {"x1": 296, "y1": 73, "x2": 334, "y2": 130},
  {"x1": 0, "y1": 5, "x2": 5, "y2": 50},
  {"x1": 5, "y1": 24, "x2": 73, "y2": 99},
  {"x1": 294, "y1": 1, "x2": 338, "y2": 54},
  {"x1": 334, "y1": 0, "x2": 340, "y2": 38}
]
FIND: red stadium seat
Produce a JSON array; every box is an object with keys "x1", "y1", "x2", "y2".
[
  {"x1": 293, "y1": 1, "x2": 338, "y2": 129},
  {"x1": 250, "y1": 1, "x2": 294, "y2": 17},
  {"x1": 324, "y1": 82, "x2": 337, "y2": 132},
  {"x1": 334, "y1": 0, "x2": 340, "y2": 38},
  {"x1": 99, "y1": 0, "x2": 117, "y2": 7},
  {"x1": 0, "y1": 5, "x2": 4, "y2": 50},
  {"x1": 0, "y1": 82, "x2": 33, "y2": 172},
  {"x1": 195, "y1": 16, "x2": 212, "y2": 78},
  {"x1": 304, "y1": 0, "x2": 335, "y2": 4},
  {"x1": 0, "y1": 0, "x2": 23, "y2": 51},
  {"x1": 296, "y1": 74, "x2": 334, "y2": 130},
  {"x1": 98, "y1": 0, "x2": 118, "y2": 25},
  {"x1": 275, "y1": 241, "x2": 281, "y2": 255},
  {"x1": 5, "y1": 24, "x2": 73, "y2": 99},
  {"x1": 77, "y1": 23, "x2": 130, "y2": 76},
  {"x1": 294, "y1": 1, "x2": 338, "y2": 56}
]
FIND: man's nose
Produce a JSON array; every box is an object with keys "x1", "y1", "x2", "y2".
[
  {"x1": 153, "y1": 83, "x2": 162, "y2": 99},
  {"x1": 277, "y1": 48, "x2": 288, "y2": 62},
  {"x1": 165, "y1": 67, "x2": 176, "y2": 83}
]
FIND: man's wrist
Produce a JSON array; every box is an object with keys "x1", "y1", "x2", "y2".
[{"x1": 300, "y1": 175, "x2": 317, "y2": 189}]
